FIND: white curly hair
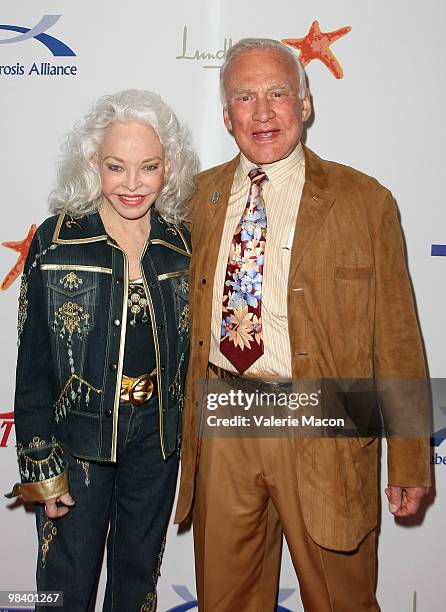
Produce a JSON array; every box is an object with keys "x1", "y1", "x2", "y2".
[{"x1": 49, "y1": 89, "x2": 199, "y2": 224}]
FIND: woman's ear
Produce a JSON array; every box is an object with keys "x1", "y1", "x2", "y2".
[{"x1": 90, "y1": 152, "x2": 99, "y2": 168}]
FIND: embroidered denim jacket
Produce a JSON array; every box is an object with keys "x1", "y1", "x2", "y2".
[{"x1": 9, "y1": 208, "x2": 190, "y2": 501}]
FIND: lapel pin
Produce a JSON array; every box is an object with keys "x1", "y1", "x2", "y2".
[{"x1": 211, "y1": 191, "x2": 220, "y2": 204}]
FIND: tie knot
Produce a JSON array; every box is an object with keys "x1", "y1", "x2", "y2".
[{"x1": 248, "y1": 167, "x2": 268, "y2": 189}]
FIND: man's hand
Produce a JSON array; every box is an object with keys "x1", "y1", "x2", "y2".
[
  {"x1": 44, "y1": 492, "x2": 75, "y2": 518},
  {"x1": 385, "y1": 486, "x2": 429, "y2": 517}
]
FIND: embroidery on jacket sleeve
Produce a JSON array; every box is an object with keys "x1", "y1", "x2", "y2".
[
  {"x1": 17, "y1": 242, "x2": 59, "y2": 346},
  {"x1": 17, "y1": 274, "x2": 29, "y2": 341},
  {"x1": 53, "y1": 374, "x2": 102, "y2": 422},
  {"x1": 17, "y1": 436, "x2": 64, "y2": 483},
  {"x1": 41, "y1": 520, "x2": 57, "y2": 567},
  {"x1": 60, "y1": 272, "x2": 83, "y2": 290}
]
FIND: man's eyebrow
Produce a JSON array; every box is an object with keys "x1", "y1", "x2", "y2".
[
  {"x1": 231, "y1": 87, "x2": 252, "y2": 96},
  {"x1": 267, "y1": 82, "x2": 289, "y2": 90},
  {"x1": 231, "y1": 82, "x2": 290, "y2": 96}
]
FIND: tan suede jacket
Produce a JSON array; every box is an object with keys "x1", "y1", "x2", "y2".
[{"x1": 175, "y1": 145, "x2": 430, "y2": 551}]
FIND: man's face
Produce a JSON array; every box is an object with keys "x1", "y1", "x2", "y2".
[{"x1": 223, "y1": 48, "x2": 311, "y2": 165}]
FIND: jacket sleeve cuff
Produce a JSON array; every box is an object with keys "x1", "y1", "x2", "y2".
[
  {"x1": 17, "y1": 436, "x2": 65, "y2": 483},
  {"x1": 387, "y1": 437, "x2": 431, "y2": 487},
  {"x1": 5, "y1": 470, "x2": 69, "y2": 502}
]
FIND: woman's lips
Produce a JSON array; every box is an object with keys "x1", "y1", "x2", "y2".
[{"x1": 118, "y1": 194, "x2": 146, "y2": 206}]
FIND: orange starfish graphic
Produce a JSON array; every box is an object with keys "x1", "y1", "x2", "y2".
[
  {"x1": 1, "y1": 224, "x2": 37, "y2": 290},
  {"x1": 282, "y1": 20, "x2": 352, "y2": 79}
]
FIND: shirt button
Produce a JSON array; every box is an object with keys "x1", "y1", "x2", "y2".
[
  {"x1": 104, "y1": 408, "x2": 112, "y2": 417},
  {"x1": 113, "y1": 319, "x2": 121, "y2": 327},
  {"x1": 109, "y1": 363, "x2": 118, "y2": 371},
  {"x1": 202, "y1": 278, "x2": 207, "y2": 285}
]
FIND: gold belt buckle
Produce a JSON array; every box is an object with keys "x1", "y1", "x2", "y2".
[
  {"x1": 129, "y1": 373, "x2": 155, "y2": 406},
  {"x1": 120, "y1": 371, "x2": 156, "y2": 405}
]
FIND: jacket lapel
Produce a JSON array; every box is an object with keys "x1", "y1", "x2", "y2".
[
  {"x1": 197, "y1": 156, "x2": 239, "y2": 273},
  {"x1": 52, "y1": 211, "x2": 108, "y2": 244},
  {"x1": 288, "y1": 146, "x2": 336, "y2": 281}
]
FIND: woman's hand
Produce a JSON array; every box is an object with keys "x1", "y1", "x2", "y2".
[{"x1": 44, "y1": 492, "x2": 75, "y2": 518}]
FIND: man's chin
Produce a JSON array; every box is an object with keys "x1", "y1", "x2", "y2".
[{"x1": 248, "y1": 149, "x2": 294, "y2": 165}]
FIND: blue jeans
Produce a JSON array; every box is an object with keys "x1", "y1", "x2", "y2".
[{"x1": 35, "y1": 398, "x2": 179, "y2": 611}]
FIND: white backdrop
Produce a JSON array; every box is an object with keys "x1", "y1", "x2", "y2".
[{"x1": 1, "y1": 1, "x2": 445, "y2": 610}]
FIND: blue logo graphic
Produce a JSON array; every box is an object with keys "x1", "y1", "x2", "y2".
[
  {"x1": 431, "y1": 405, "x2": 446, "y2": 447},
  {"x1": 431, "y1": 428, "x2": 446, "y2": 447},
  {"x1": 166, "y1": 585, "x2": 296, "y2": 611},
  {"x1": 431, "y1": 244, "x2": 446, "y2": 256},
  {"x1": 0, "y1": 15, "x2": 75, "y2": 56}
]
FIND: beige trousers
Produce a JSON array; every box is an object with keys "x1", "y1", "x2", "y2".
[{"x1": 193, "y1": 434, "x2": 380, "y2": 612}]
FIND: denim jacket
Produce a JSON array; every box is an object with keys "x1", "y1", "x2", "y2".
[{"x1": 8, "y1": 207, "x2": 190, "y2": 502}]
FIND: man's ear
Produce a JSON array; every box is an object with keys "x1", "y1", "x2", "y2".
[
  {"x1": 223, "y1": 107, "x2": 232, "y2": 132},
  {"x1": 301, "y1": 95, "x2": 312, "y2": 122}
]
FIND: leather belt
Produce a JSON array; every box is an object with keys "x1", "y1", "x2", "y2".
[
  {"x1": 120, "y1": 370, "x2": 157, "y2": 405},
  {"x1": 208, "y1": 362, "x2": 240, "y2": 380},
  {"x1": 208, "y1": 362, "x2": 288, "y2": 389}
]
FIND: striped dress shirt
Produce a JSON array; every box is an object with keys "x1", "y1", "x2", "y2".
[{"x1": 209, "y1": 142, "x2": 306, "y2": 377}]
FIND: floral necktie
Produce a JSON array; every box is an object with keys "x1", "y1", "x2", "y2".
[{"x1": 220, "y1": 168, "x2": 268, "y2": 373}]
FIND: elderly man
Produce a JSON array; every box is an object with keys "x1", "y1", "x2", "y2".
[{"x1": 175, "y1": 38, "x2": 430, "y2": 611}]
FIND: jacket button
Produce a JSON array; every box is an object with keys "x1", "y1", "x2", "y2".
[
  {"x1": 199, "y1": 340, "x2": 203, "y2": 346},
  {"x1": 202, "y1": 278, "x2": 207, "y2": 285},
  {"x1": 104, "y1": 408, "x2": 112, "y2": 417},
  {"x1": 109, "y1": 363, "x2": 118, "y2": 371},
  {"x1": 157, "y1": 324, "x2": 163, "y2": 331},
  {"x1": 113, "y1": 319, "x2": 121, "y2": 327},
  {"x1": 116, "y1": 278, "x2": 123, "y2": 285},
  {"x1": 161, "y1": 366, "x2": 166, "y2": 372}
]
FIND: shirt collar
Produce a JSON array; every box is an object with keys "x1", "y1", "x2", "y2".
[{"x1": 234, "y1": 141, "x2": 305, "y2": 189}]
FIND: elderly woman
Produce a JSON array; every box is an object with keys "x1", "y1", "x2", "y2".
[{"x1": 7, "y1": 89, "x2": 198, "y2": 611}]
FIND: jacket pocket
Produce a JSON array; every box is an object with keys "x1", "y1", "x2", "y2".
[
  {"x1": 45, "y1": 267, "x2": 100, "y2": 332},
  {"x1": 44, "y1": 267, "x2": 100, "y2": 381},
  {"x1": 335, "y1": 264, "x2": 373, "y2": 281}
]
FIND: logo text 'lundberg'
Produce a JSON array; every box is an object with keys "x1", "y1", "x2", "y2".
[{"x1": 176, "y1": 25, "x2": 232, "y2": 69}]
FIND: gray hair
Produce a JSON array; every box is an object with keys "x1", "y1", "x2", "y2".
[
  {"x1": 220, "y1": 38, "x2": 308, "y2": 104},
  {"x1": 49, "y1": 89, "x2": 199, "y2": 225}
]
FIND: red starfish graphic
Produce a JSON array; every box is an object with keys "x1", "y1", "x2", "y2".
[
  {"x1": 282, "y1": 20, "x2": 352, "y2": 79},
  {"x1": 1, "y1": 224, "x2": 37, "y2": 291}
]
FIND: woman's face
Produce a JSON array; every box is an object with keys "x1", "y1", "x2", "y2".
[{"x1": 97, "y1": 121, "x2": 169, "y2": 221}]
